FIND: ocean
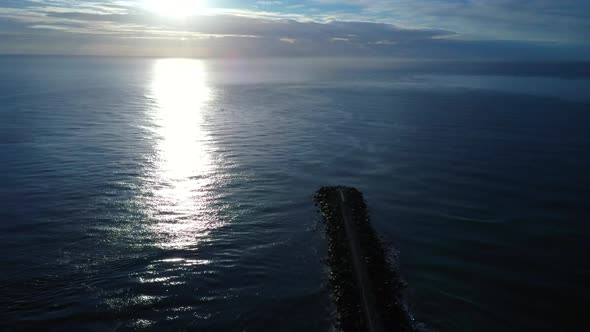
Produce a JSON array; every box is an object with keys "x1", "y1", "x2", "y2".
[{"x1": 1, "y1": 56, "x2": 589, "y2": 331}]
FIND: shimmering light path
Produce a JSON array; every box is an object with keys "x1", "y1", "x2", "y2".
[{"x1": 143, "y1": 59, "x2": 220, "y2": 249}]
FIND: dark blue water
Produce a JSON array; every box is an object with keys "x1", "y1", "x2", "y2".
[{"x1": 1, "y1": 56, "x2": 589, "y2": 331}]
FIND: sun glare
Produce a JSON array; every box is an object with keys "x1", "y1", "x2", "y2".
[
  {"x1": 144, "y1": 58, "x2": 217, "y2": 249},
  {"x1": 150, "y1": 58, "x2": 211, "y2": 182},
  {"x1": 144, "y1": 0, "x2": 206, "y2": 17}
]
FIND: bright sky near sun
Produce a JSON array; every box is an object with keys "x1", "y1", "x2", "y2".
[
  {"x1": 143, "y1": 0, "x2": 207, "y2": 17},
  {"x1": 0, "y1": 0, "x2": 588, "y2": 58}
]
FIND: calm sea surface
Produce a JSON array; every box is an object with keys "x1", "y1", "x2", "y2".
[{"x1": 1, "y1": 56, "x2": 589, "y2": 331}]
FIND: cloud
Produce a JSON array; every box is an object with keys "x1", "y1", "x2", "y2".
[
  {"x1": 0, "y1": 0, "x2": 588, "y2": 59},
  {"x1": 0, "y1": 2, "x2": 459, "y2": 55},
  {"x1": 256, "y1": 1, "x2": 283, "y2": 5},
  {"x1": 312, "y1": 0, "x2": 590, "y2": 42}
]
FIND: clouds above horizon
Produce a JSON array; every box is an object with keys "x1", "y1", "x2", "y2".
[{"x1": 0, "y1": 0, "x2": 589, "y2": 59}]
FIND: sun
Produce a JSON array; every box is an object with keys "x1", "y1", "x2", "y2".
[{"x1": 144, "y1": 0, "x2": 207, "y2": 18}]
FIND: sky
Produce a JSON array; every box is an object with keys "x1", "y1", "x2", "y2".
[{"x1": 1, "y1": 0, "x2": 589, "y2": 59}]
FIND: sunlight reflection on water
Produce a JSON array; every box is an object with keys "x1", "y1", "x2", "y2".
[{"x1": 143, "y1": 58, "x2": 221, "y2": 249}]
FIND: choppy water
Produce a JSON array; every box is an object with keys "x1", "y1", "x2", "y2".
[{"x1": 1, "y1": 56, "x2": 589, "y2": 331}]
